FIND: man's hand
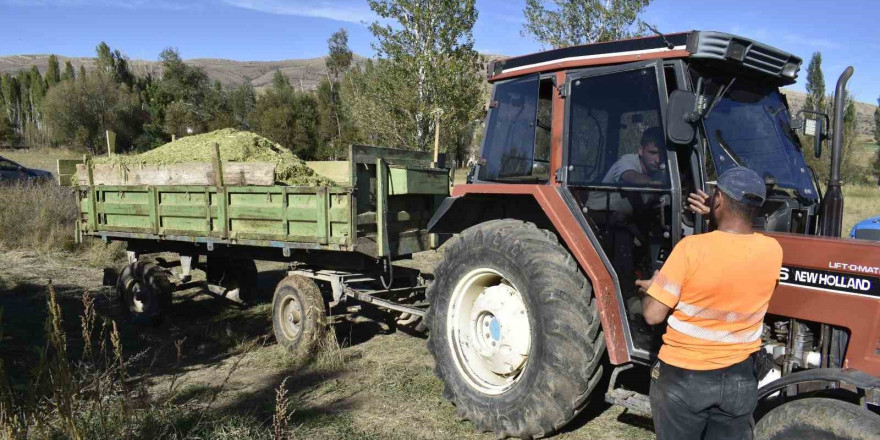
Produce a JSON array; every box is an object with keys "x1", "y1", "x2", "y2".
[
  {"x1": 687, "y1": 189, "x2": 711, "y2": 215},
  {"x1": 635, "y1": 270, "x2": 657, "y2": 294},
  {"x1": 635, "y1": 271, "x2": 671, "y2": 325}
]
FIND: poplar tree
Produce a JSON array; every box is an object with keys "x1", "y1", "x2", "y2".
[
  {"x1": 522, "y1": 0, "x2": 651, "y2": 48},
  {"x1": 362, "y1": 0, "x2": 482, "y2": 154},
  {"x1": 62, "y1": 60, "x2": 75, "y2": 82},
  {"x1": 46, "y1": 55, "x2": 61, "y2": 87},
  {"x1": 873, "y1": 97, "x2": 879, "y2": 145},
  {"x1": 804, "y1": 52, "x2": 825, "y2": 113}
]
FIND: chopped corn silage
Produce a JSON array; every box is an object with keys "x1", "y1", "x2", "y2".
[{"x1": 92, "y1": 129, "x2": 334, "y2": 186}]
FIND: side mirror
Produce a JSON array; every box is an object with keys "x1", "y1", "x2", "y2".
[
  {"x1": 666, "y1": 90, "x2": 697, "y2": 145},
  {"x1": 795, "y1": 110, "x2": 828, "y2": 159}
]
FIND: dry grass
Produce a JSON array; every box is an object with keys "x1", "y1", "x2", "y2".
[
  {"x1": 842, "y1": 184, "x2": 880, "y2": 237},
  {"x1": 0, "y1": 181, "x2": 124, "y2": 264}
]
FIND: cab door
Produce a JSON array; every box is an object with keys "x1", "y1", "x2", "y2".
[{"x1": 560, "y1": 60, "x2": 682, "y2": 359}]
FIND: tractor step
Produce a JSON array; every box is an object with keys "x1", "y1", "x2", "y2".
[
  {"x1": 605, "y1": 364, "x2": 652, "y2": 416},
  {"x1": 605, "y1": 388, "x2": 651, "y2": 416}
]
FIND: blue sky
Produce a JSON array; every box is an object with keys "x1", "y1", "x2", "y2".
[{"x1": 1, "y1": 0, "x2": 878, "y2": 102}]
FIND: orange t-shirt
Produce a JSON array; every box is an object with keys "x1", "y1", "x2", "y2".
[{"x1": 646, "y1": 231, "x2": 783, "y2": 370}]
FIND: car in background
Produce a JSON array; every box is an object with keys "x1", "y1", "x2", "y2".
[
  {"x1": 0, "y1": 155, "x2": 54, "y2": 184},
  {"x1": 850, "y1": 215, "x2": 880, "y2": 241}
]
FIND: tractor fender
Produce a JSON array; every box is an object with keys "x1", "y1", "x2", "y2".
[
  {"x1": 427, "y1": 184, "x2": 631, "y2": 365},
  {"x1": 758, "y1": 367, "x2": 880, "y2": 402}
]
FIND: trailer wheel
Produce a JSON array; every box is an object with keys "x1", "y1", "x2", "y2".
[
  {"x1": 206, "y1": 256, "x2": 258, "y2": 304},
  {"x1": 426, "y1": 220, "x2": 605, "y2": 439},
  {"x1": 116, "y1": 261, "x2": 173, "y2": 326},
  {"x1": 272, "y1": 275, "x2": 326, "y2": 359},
  {"x1": 755, "y1": 397, "x2": 880, "y2": 440}
]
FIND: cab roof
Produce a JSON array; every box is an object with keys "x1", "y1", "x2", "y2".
[{"x1": 488, "y1": 30, "x2": 802, "y2": 84}]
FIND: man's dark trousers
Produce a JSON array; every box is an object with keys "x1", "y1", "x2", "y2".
[{"x1": 650, "y1": 356, "x2": 758, "y2": 440}]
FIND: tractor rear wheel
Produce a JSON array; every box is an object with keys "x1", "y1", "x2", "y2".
[
  {"x1": 272, "y1": 275, "x2": 327, "y2": 359},
  {"x1": 755, "y1": 397, "x2": 880, "y2": 440},
  {"x1": 116, "y1": 261, "x2": 173, "y2": 326},
  {"x1": 426, "y1": 220, "x2": 605, "y2": 439}
]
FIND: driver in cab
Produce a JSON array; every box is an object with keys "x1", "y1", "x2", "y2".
[{"x1": 586, "y1": 126, "x2": 667, "y2": 215}]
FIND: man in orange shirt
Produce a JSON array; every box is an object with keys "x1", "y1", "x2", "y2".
[{"x1": 636, "y1": 166, "x2": 782, "y2": 440}]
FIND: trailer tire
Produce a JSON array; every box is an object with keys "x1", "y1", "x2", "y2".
[
  {"x1": 272, "y1": 275, "x2": 326, "y2": 359},
  {"x1": 426, "y1": 220, "x2": 604, "y2": 439},
  {"x1": 206, "y1": 256, "x2": 258, "y2": 304},
  {"x1": 116, "y1": 261, "x2": 173, "y2": 326},
  {"x1": 755, "y1": 397, "x2": 880, "y2": 440}
]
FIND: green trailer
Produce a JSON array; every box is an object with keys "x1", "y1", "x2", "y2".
[{"x1": 75, "y1": 145, "x2": 450, "y2": 355}]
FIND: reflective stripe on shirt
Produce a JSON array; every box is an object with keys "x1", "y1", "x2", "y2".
[
  {"x1": 674, "y1": 301, "x2": 768, "y2": 325},
  {"x1": 667, "y1": 315, "x2": 764, "y2": 343}
]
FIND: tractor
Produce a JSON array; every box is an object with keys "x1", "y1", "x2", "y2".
[{"x1": 426, "y1": 30, "x2": 880, "y2": 439}]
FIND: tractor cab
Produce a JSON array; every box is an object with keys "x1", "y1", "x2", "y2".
[{"x1": 475, "y1": 30, "x2": 817, "y2": 357}]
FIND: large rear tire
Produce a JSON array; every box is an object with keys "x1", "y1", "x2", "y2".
[
  {"x1": 116, "y1": 261, "x2": 173, "y2": 326},
  {"x1": 426, "y1": 220, "x2": 605, "y2": 439},
  {"x1": 755, "y1": 397, "x2": 880, "y2": 440},
  {"x1": 272, "y1": 275, "x2": 327, "y2": 359}
]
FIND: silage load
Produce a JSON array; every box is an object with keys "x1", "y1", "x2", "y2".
[{"x1": 95, "y1": 128, "x2": 333, "y2": 186}]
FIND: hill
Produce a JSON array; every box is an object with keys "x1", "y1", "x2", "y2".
[{"x1": 0, "y1": 53, "x2": 366, "y2": 92}]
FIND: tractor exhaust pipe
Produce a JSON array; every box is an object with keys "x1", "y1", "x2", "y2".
[{"x1": 818, "y1": 66, "x2": 854, "y2": 237}]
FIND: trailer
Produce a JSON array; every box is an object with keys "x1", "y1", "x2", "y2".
[{"x1": 75, "y1": 144, "x2": 450, "y2": 356}]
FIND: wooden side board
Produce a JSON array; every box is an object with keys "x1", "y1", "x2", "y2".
[{"x1": 75, "y1": 162, "x2": 276, "y2": 186}]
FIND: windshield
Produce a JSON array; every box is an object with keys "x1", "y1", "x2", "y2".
[{"x1": 691, "y1": 70, "x2": 817, "y2": 199}]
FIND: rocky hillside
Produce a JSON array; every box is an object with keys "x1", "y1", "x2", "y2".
[{"x1": 0, "y1": 54, "x2": 366, "y2": 92}]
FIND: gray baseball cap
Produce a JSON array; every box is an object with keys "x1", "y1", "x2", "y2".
[{"x1": 715, "y1": 166, "x2": 766, "y2": 207}]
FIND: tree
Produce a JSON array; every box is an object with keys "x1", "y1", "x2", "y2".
[
  {"x1": 96, "y1": 41, "x2": 134, "y2": 86},
  {"x1": 78, "y1": 65, "x2": 86, "y2": 81},
  {"x1": 804, "y1": 52, "x2": 825, "y2": 113},
  {"x1": 155, "y1": 48, "x2": 213, "y2": 135},
  {"x1": 249, "y1": 84, "x2": 320, "y2": 158},
  {"x1": 61, "y1": 60, "x2": 75, "y2": 82},
  {"x1": 363, "y1": 0, "x2": 483, "y2": 154},
  {"x1": 522, "y1": 0, "x2": 651, "y2": 48},
  {"x1": 326, "y1": 28, "x2": 353, "y2": 82},
  {"x1": 873, "y1": 97, "x2": 879, "y2": 145},
  {"x1": 46, "y1": 55, "x2": 61, "y2": 87},
  {"x1": 229, "y1": 82, "x2": 256, "y2": 129},
  {"x1": 42, "y1": 70, "x2": 145, "y2": 152}
]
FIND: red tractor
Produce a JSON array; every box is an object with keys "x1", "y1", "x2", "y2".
[{"x1": 426, "y1": 30, "x2": 880, "y2": 439}]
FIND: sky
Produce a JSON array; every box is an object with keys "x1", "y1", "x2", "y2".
[{"x1": 1, "y1": 0, "x2": 878, "y2": 102}]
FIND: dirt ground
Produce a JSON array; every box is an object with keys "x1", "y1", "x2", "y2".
[{"x1": 0, "y1": 247, "x2": 656, "y2": 440}]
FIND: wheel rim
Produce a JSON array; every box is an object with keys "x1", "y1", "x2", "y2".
[
  {"x1": 128, "y1": 280, "x2": 147, "y2": 313},
  {"x1": 279, "y1": 294, "x2": 304, "y2": 341},
  {"x1": 447, "y1": 268, "x2": 531, "y2": 395}
]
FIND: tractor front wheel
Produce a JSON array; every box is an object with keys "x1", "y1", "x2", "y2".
[{"x1": 426, "y1": 220, "x2": 605, "y2": 439}]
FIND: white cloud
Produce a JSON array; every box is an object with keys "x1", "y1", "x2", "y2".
[
  {"x1": 219, "y1": 0, "x2": 375, "y2": 24},
  {"x1": 1, "y1": 0, "x2": 195, "y2": 9}
]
